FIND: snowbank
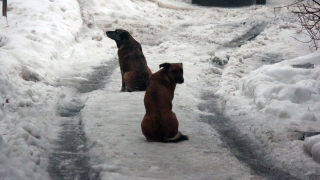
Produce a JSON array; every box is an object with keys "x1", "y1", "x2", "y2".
[
  {"x1": 0, "y1": 135, "x2": 48, "y2": 180},
  {"x1": 239, "y1": 50, "x2": 320, "y2": 163},
  {"x1": 0, "y1": 0, "x2": 82, "y2": 178},
  {"x1": 304, "y1": 134, "x2": 320, "y2": 163},
  {"x1": 241, "y1": 51, "x2": 320, "y2": 120}
]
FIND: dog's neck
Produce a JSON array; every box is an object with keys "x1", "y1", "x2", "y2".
[
  {"x1": 116, "y1": 40, "x2": 127, "y2": 49},
  {"x1": 155, "y1": 70, "x2": 176, "y2": 97},
  {"x1": 117, "y1": 37, "x2": 142, "y2": 51}
]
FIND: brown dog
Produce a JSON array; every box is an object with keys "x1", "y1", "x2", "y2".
[
  {"x1": 141, "y1": 62, "x2": 188, "y2": 143},
  {"x1": 106, "y1": 29, "x2": 152, "y2": 92}
]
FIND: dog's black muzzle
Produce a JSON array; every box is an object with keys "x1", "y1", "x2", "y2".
[
  {"x1": 175, "y1": 77, "x2": 184, "y2": 84},
  {"x1": 106, "y1": 31, "x2": 116, "y2": 40}
]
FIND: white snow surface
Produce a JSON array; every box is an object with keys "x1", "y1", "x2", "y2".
[{"x1": 0, "y1": 0, "x2": 320, "y2": 179}]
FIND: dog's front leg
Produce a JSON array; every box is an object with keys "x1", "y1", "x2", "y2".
[{"x1": 120, "y1": 69, "x2": 126, "y2": 92}]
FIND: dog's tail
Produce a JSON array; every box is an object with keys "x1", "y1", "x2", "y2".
[{"x1": 164, "y1": 131, "x2": 188, "y2": 143}]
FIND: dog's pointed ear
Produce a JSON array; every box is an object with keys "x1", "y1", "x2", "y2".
[
  {"x1": 159, "y1": 63, "x2": 171, "y2": 69},
  {"x1": 120, "y1": 31, "x2": 130, "y2": 40}
]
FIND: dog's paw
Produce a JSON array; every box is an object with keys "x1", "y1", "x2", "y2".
[{"x1": 126, "y1": 87, "x2": 133, "y2": 92}]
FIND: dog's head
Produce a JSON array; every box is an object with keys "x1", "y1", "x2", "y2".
[
  {"x1": 106, "y1": 29, "x2": 131, "y2": 48},
  {"x1": 159, "y1": 63, "x2": 184, "y2": 84}
]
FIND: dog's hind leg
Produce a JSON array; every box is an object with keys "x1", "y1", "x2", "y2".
[
  {"x1": 124, "y1": 71, "x2": 134, "y2": 92},
  {"x1": 120, "y1": 69, "x2": 126, "y2": 92},
  {"x1": 141, "y1": 115, "x2": 155, "y2": 141}
]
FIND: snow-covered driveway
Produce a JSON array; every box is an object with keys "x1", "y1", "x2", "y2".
[{"x1": 1, "y1": 0, "x2": 320, "y2": 179}]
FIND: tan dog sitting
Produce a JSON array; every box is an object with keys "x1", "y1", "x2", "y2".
[
  {"x1": 106, "y1": 29, "x2": 152, "y2": 92},
  {"x1": 141, "y1": 62, "x2": 188, "y2": 143}
]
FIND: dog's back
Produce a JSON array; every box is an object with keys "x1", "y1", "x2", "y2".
[
  {"x1": 141, "y1": 63, "x2": 188, "y2": 143},
  {"x1": 120, "y1": 43, "x2": 151, "y2": 91}
]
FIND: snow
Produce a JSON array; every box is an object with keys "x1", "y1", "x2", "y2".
[
  {"x1": 239, "y1": 51, "x2": 320, "y2": 120},
  {"x1": 233, "y1": 50, "x2": 320, "y2": 166},
  {"x1": 1, "y1": 0, "x2": 320, "y2": 179}
]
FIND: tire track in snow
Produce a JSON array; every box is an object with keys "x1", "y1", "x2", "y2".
[
  {"x1": 198, "y1": 92, "x2": 300, "y2": 180},
  {"x1": 48, "y1": 0, "x2": 118, "y2": 178},
  {"x1": 48, "y1": 61, "x2": 117, "y2": 180},
  {"x1": 198, "y1": 22, "x2": 304, "y2": 179},
  {"x1": 223, "y1": 21, "x2": 269, "y2": 48},
  {"x1": 49, "y1": 102, "x2": 89, "y2": 180}
]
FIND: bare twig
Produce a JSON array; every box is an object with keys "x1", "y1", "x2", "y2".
[
  {"x1": 275, "y1": 0, "x2": 320, "y2": 50},
  {"x1": 273, "y1": 1, "x2": 302, "y2": 23}
]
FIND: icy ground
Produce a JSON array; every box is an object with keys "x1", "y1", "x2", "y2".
[{"x1": 0, "y1": 0, "x2": 320, "y2": 179}]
